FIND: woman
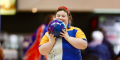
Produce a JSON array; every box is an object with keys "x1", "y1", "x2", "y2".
[{"x1": 39, "y1": 6, "x2": 87, "y2": 60}]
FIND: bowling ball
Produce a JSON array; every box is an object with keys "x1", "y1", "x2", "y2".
[{"x1": 48, "y1": 19, "x2": 65, "y2": 37}]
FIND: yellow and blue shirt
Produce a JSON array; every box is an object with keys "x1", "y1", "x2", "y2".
[{"x1": 39, "y1": 24, "x2": 87, "y2": 60}]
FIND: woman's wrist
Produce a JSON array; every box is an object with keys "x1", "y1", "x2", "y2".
[{"x1": 66, "y1": 36, "x2": 71, "y2": 41}]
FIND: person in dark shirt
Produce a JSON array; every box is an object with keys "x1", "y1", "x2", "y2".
[{"x1": 84, "y1": 31, "x2": 111, "y2": 60}]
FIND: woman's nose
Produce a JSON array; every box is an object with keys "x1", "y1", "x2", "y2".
[{"x1": 58, "y1": 17, "x2": 63, "y2": 21}]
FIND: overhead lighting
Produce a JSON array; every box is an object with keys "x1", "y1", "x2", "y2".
[
  {"x1": 32, "y1": 8, "x2": 38, "y2": 13},
  {"x1": 94, "y1": 9, "x2": 120, "y2": 13}
]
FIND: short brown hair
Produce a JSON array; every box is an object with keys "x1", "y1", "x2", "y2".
[{"x1": 44, "y1": 14, "x2": 55, "y2": 25}]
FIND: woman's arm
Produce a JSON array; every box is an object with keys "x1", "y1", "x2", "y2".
[
  {"x1": 60, "y1": 28, "x2": 87, "y2": 49},
  {"x1": 39, "y1": 41, "x2": 55, "y2": 55},
  {"x1": 66, "y1": 37, "x2": 87, "y2": 49},
  {"x1": 39, "y1": 34, "x2": 56, "y2": 55}
]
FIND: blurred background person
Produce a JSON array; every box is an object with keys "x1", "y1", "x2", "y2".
[
  {"x1": 0, "y1": 47, "x2": 4, "y2": 60},
  {"x1": 23, "y1": 14, "x2": 55, "y2": 60},
  {"x1": 99, "y1": 28, "x2": 116, "y2": 60},
  {"x1": 83, "y1": 30, "x2": 111, "y2": 60},
  {"x1": 88, "y1": 17, "x2": 116, "y2": 60},
  {"x1": 115, "y1": 52, "x2": 120, "y2": 60},
  {"x1": 82, "y1": 55, "x2": 100, "y2": 60}
]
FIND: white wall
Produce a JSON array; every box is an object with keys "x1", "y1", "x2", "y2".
[{"x1": 17, "y1": 0, "x2": 120, "y2": 12}]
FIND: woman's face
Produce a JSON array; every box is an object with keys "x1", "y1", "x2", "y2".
[{"x1": 55, "y1": 10, "x2": 69, "y2": 27}]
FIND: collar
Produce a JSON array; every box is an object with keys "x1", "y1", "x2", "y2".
[{"x1": 67, "y1": 23, "x2": 70, "y2": 28}]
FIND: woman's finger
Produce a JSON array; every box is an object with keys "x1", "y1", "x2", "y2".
[
  {"x1": 52, "y1": 34, "x2": 54, "y2": 37},
  {"x1": 60, "y1": 32, "x2": 64, "y2": 35},
  {"x1": 65, "y1": 28, "x2": 67, "y2": 32},
  {"x1": 54, "y1": 37, "x2": 56, "y2": 39},
  {"x1": 62, "y1": 29, "x2": 66, "y2": 33},
  {"x1": 60, "y1": 35, "x2": 63, "y2": 37}
]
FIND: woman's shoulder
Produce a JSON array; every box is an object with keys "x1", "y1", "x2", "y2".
[{"x1": 70, "y1": 26, "x2": 81, "y2": 30}]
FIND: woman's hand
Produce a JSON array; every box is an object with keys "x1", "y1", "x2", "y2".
[
  {"x1": 60, "y1": 28, "x2": 70, "y2": 40},
  {"x1": 48, "y1": 32, "x2": 56, "y2": 43}
]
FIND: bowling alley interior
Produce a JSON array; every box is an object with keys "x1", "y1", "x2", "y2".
[{"x1": 0, "y1": 0, "x2": 120, "y2": 60}]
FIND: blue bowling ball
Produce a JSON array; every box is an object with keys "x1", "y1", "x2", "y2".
[{"x1": 48, "y1": 19, "x2": 65, "y2": 37}]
